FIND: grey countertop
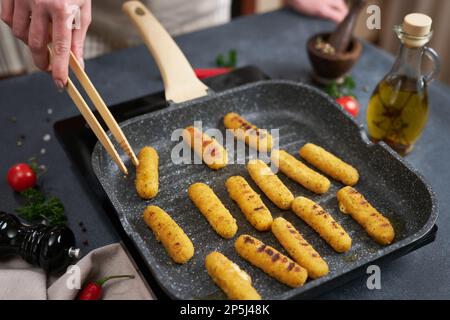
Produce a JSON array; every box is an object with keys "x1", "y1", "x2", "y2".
[{"x1": 0, "y1": 9, "x2": 449, "y2": 299}]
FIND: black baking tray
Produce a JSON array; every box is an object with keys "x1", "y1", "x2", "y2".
[{"x1": 55, "y1": 66, "x2": 438, "y2": 299}]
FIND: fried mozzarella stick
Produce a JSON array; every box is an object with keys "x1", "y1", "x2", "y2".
[
  {"x1": 271, "y1": 150, "x2": 330, "y2": 194},
  {"x1": 337, "y1": 186, "x2": 395, "y2": 245},
  {"x1": 188, "y1": 183, "x2": 238, "y2": 239},
  {"x1": 205, "y1": 251, "x2": 261, "y2": 300},
  {"x1": 226, "y1": 176, "x2": 273, "y2": 231},
  {"x1": 143, "y1": 206, "x2": 194, "y2": 264},
  {"x1": 183, "y1": 126, "x2": 228, "y2": 170},
  {"x1": 223, "y1": 112, "x2": 273, "y2": 152},
  {"x1": 271, "y1": 217, "x2": 329, "y2": 279},
  {"x1": 291, "y1": 197, "x2": 352, "y2": 253},
  {"x1": 299, "y1": 143, "x2": 359, "y2": 186},
  {"x1": 135, "y1": 146, "x2": 159, "y2": 199},
  {"x1": 247, "y1": 159, "x2": 294, "y2": 210},
  {"x1": 235, "y1": 235, "x2": 308, "y2": 287}
]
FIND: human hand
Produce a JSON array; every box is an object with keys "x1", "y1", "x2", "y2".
[
  {"x1": 1, "y1": 0, "x2": 91, "y2": 90},
  {"x1": 286, "y1": 0, "x2": 349, "y2": 23}
]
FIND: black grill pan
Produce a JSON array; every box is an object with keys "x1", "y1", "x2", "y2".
[{"x1": 91, "y1": 2, "x2": 438, "y2": 300}]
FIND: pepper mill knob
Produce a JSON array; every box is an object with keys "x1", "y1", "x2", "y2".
[{"x1": 0, "y1": 211, "x2": 80, "y2": 273}]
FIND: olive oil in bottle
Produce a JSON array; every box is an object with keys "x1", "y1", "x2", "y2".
[
  {"x1": 366, "y1": 13, "x2": 440, "y2": 155},
  {"x1": 367, "y1": 76, "x2": 429, "y2": 155}
]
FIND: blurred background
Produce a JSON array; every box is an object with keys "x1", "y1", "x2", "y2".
[
  {"x1": 257, "y1": 0, "x2": 449, "y2": 85},
  {"x1": 0, "y1": 0, "x2": 448, "y2": 84}
]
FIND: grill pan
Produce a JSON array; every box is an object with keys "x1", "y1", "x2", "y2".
[{"x1": 92, "y1": 2, "x2": 438, "y2": 299}]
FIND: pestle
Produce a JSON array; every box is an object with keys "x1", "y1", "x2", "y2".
[{"x1": 328, "y1": 0, "x2": 366, "y2": 53}]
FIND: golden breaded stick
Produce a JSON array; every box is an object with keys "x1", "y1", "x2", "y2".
[
  {"x1": 299, "y1": 143, "x2": 359, "y2": 186},
  {"x1": 143, "y1": 206, "x2": 194, "y2": 264},
  {"x1": 247, "y1": 159, "x2": 294, "y2": 210},
  {"x1": 226, "y1": 176, "x2": 273, "y2": 231},
  {"x1": 188, "y1": 183, "x2": 238, "y2": 239},
  {"x1": 235, "y1": 235, "x2": 308, "y2": 287},
  {"x1": 223, "y1": 112, "x2": 273, "y2": 152},
  {"x1": 183, "y1": 126, "x2": 228, "y2": 170},
  {"x1": 291, "y1": 197, "x2": 352, "y2": 253},
  {"x1": 135, "y1": 146, "x2": 159, "y2": 199},
  {"x1": 271, "y1": 217, "x2": 329, "y2": 279},
  {"x1": 271, "y1": 150, "x2": 330, "y2": 194},
  {"x1": 205, "y1": 251, "x2": 261, "y2": 300},
  {"x1": 337, "y1": 186, "x2": 395, "y2": 245}
]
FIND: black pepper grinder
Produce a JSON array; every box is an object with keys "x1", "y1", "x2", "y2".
[{"x1": 0, "y1": 211, "x2": 80, "y2": 273}]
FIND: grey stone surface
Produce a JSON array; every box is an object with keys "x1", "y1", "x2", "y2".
[{"x1": 0, "y1": 9, "x2": 449, "y2": 299}]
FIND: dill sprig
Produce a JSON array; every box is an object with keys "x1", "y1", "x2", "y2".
[{"x1": 15, "y1": 188, "x2": 66, "y2": 226}]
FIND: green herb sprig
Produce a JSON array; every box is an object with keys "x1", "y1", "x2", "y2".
[
  {"x1": 324, "y1": 75, "x2": 357, "y2": 99},
  {"x1": 16, "y1": 188, "x2": 66, "y2": 226},
  {"x1": 216, "y1": 49, "x2": 237, "y2": 68}
]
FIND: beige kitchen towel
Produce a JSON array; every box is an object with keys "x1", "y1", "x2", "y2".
[
  {"x1": 0, "y1": 268, "x2": 47, "y2": 300},
  {"x1": 0, "y1": 243, "x2": 155, "y2": 300}
]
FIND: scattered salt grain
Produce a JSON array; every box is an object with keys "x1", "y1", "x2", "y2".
[
  {"x1": 43, "y1": 134, "x2": 51, "y2": 142},
  {"x1": 16, "y1": 134, "x2": 25, "y2": 147},
  {"x1": 40, "y1": 148, "x2": 46, "y2": 155},
  {"x1": 47, "y1": 108, "x2": 53, "y2": 115}
]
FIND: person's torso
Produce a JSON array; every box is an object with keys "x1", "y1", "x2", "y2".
[{"x1": 91, "y1": 0, "x2": 231, "y2": 47}]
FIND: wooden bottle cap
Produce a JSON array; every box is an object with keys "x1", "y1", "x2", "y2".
[{"x1": 403, "y1": 13, "x2": 432, "y2": 37}]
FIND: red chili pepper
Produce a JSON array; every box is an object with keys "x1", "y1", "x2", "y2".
[
  {"x1": 78, "y1": 275, "x2": 135, "y2": 300},
  {"x1": 194, "y1": 67, "x2": 232, "y2": 79}
]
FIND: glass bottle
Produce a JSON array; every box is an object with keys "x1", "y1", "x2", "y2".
[{"x1": 366, "y1": 13, "x2": 440, "y2": 155}]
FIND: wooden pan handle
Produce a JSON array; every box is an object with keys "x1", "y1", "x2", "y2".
[{"x1": 122, "y1": 1, "x2": 209, "y2": 103}]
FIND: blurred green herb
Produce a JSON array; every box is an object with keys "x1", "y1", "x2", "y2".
[
  {"x1": 16, "y1": 188, "x2": 66, "y2": 226},
  {"x1": 324, "y1": 75, "x2": 357, "y2": 99},
  {"x1": 216, "y1": 49, "x2": 237, "y2": 68}
]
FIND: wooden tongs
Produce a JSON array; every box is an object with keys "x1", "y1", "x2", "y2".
[{"x1": 48, "y1": 49, "x2": 139, "y2": 174}]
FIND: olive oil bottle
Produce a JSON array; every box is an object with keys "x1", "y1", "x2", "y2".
[{"x1": 367, "y1": 13, "x2": 440, "y2": 155}]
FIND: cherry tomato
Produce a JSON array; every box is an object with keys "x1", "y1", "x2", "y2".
[
  {"x1": 6, "y1": 163, "x2": 37, "y2": 192},
  {"x1": 336, "y1": 96, "x2": 360, "y2": 117}
]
